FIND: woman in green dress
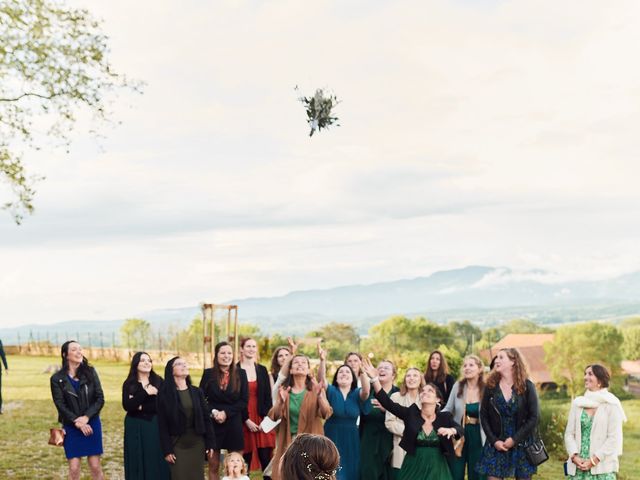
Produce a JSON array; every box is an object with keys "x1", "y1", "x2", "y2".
[
  {"x1": 360, "y1": 359, "x2": 398, "y2": 480},
  {"x1": 564, "y1": 364, "x2": 626, "y2": 479},
  {"x1": 157, "y1": 357, "x2": 216, "y2": 480},
  {"x1": 442, "y1": 354, "x2": 486, "y2": 480},
  {"x1": 363, "y1": 358, "x2": 462, "y2": 480}
]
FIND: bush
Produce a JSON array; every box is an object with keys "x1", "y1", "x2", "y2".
[{"x1": 538, "y1": 401, "x2": 568, "y2": 459}]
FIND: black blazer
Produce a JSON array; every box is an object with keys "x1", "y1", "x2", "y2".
[
  {"x1": 157, "y1": 386, "x2": 216, "y2": 455},
  {"x1": 480, "y1": 379, "x2": 539, "y2": 447},
  {"x1": 199, "y1": 368, "x2": 249, "y2": 420},
  {"x1": 50, "y1": 368, "x2": 105, "y2": 425},
  {"x1": 238, "y1": 362, "x2": 272, "y2": 420},
  {"x1": 374, "y1": 388, "x2": 463, "y2": 456},
  {"x1": 122, "y1": 377, "x2": 163, "y2": 421}
]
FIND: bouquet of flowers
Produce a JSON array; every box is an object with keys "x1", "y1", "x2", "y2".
[{"x1": 297, "y1": 87, "x2": 340, "y2": 137}]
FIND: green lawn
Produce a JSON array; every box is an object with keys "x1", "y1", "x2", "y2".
[{"x1": 1, "y1": 355, "x2": 637, "y2": 479}]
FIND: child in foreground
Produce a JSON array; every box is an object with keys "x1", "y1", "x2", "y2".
[{"x1": 222, "y1": 451, "x2": 250, "y2": 480}]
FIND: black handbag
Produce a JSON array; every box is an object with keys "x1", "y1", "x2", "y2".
[{"x1": 524, "y1": 436, "x2": 549, "y2": 466}]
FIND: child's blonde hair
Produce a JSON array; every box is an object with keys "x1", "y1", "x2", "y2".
[{"x1": 223, "y1": 451, "x2": 248, "y2": 476}]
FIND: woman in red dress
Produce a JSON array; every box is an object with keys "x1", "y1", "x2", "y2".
[{"x1": 238, "y1": 338, "x2": 275, "y2": 479}]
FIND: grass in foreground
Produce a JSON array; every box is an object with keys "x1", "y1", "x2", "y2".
[{"x1": 1, "y1": 355, "x2": 638, "y2": 479}]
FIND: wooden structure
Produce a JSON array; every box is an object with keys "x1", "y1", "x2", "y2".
[{"x1": 201, "y1": 304, "x2": 239, "y2": 369}]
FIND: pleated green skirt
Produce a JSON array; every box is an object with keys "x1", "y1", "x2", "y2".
[{"x1": 124, "y1": 415, "x2": 171, "y2": 480}]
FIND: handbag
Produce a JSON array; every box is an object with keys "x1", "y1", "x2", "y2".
[
  {"x1": 48, "y1": 427, "x2": 65, "y2": 447},
  {"x1": 453, "y1": 397, "x2": 466, "y2": 457},
  {"x1": 524, "y1": 435, "x2": 549, "y2": 466}
]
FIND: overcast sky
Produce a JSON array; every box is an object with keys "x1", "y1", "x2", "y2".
[{"x1": 1, "y1": 0, "x2": 640, "y2": 327}]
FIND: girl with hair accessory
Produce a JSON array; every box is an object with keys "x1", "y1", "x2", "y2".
[
  {"x1": 280, "y1": 433, "x2": 341, "y2": 480},
  {"x1": 50, "y1": 340, "x2": 105, "y2": 480},
  {"x1": 443, "y1": 354, "x2": 487, "y2": 480},
  {"x1": 122, "y1": 351, "x2": 170, "y2": 480},
  {"x1": 364, "y1": 357, "x2": 462, "y2": 480},
  {"x1": 157, "y1": 356, "x2": 215, "y2": 480},
  {"x1": 200, "y1": 341, "x2": 249, "y2": 480},
  {"x1": 564, "y1": 364, "x2": 626, "y2": 479},
  {"x1": 268, "y1": 349, "x2": 333, "y2": 480},
  {"x1": 476, "y1": 348, "x2": 539, "y2": 480},
  {"x1": 222, "y1": 451, "x2": 250, "y2": 480},
  {"x1": 385, "y1": 367, "x2": 425, "y2": 478},
  {"x1": 238, "y1": 337, "x2": 275, "y2": 478},
  {"x1": 424, "y1": 350, "x2": 456, "y2": 404},
  {"x1": 360, "y1": 359, "x2": 398, "y2": 480}
]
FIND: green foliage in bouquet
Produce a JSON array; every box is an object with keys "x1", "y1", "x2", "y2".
[{"x1": 297, "y1": 87, "x2": 340, "y2": 137}]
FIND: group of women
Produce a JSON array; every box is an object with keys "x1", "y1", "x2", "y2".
[{"x1": 50, "y1": 339, "x2": 626, "y2": 480}]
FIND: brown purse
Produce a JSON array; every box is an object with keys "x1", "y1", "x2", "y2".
[
  {"x1": 48, "y1": 427, "x2": 65, "y2": 446},
  {"x1": 453, "y1": 397, "x2": 466, "y2": 457}
]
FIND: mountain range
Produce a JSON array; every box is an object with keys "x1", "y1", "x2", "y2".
[{"x1": 3, "y1": 265, "x2": 640, "y2": 343}]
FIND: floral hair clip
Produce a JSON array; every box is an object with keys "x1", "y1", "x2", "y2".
[{"x1": 300, "y1": 451, "x2": 342, "y2": 480}]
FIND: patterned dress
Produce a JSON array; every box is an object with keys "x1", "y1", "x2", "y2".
[
  {"x1": 570, "y1": 410, "x2": 616, "y2": 480},
  {"x1": 475, "y1": 388, "x2": 536, "y2": 478}
]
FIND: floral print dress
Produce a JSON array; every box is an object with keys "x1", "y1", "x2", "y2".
[
  {"x1": 475, "y1": 388, "x2": 536, "y2": 478},
  {"x1": 570, "y1": 410, "x2": 616, "y2": 480}
]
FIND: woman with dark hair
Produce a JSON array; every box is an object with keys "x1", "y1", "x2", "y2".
[
  {"x1": 360, "y1": 359, "x2": 398, "y2": 480},
  {"x1": 268, "y1": 353, "x2": 333, "y2": 480},
  {"x1": 564, "y1": 364, "x2": 626, "y2": 479},
  {"x1": 238, "y1": 337, "x2": 275, "y2": 478},
  {"x1": 122, "y1": 351, "x2": 170, "y2": 479},
  {"x1": 50, "y1": 340, "x2": 105, "y2": 480},
  {"x1": 157, "y1": 356, "x2": 215, "y2": 480},
  {"x1": 271, "y1": 345, "x2": 292, "y2": 383},
  {"x1": 385, "y1": 367, "x2": 425, "y2": 478},
  {"x1": 443, "y1": 354, "x2": 486, "y2": 480},
  {"x1": 424, "y1": 350, "x2": 456, "y2": 404},
  {"x1": 363, "y1": 358, "x2": 462, "y2": 480},
  {"x1": 280, "y1": 433, "x2": 341, "y2": 480},
  {"x1": 323, "y1": 357, "x2": 371, "y2": 480},
  {"x1": 476, "y1": 348, "x2": 539, "y2": 480},
  {"x1": 200, "y1": 341, "x2": 249, "y2": 480}
]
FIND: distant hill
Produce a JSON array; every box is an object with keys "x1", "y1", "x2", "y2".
[{"x1": 3, "y1": 266, "x2": 640, "y2": 343}]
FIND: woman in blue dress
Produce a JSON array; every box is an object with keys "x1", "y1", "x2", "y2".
[
  {"x1": 50, "y1": 340, "x2": 105, "y2": 480},
  {"x1": 476, "y1": 348, "x2": 539, "y2": 480},
  {"x1": 322, "y1": 353, "x2": 371, "y2": 480}
]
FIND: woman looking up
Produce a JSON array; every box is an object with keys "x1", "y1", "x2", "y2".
[
  {"x1": 385, "y1": 368, "x2": 425, "y2": 478},
  {"x1": 50, "y1": 340, "x2": 105, "y2": 480},
  {"x1": 122, "y1": 351, "x2": 170, "y2": 480},
  {"x1": 443, "y1": 354, "x2": 486, "y2": 480},
  {"x1": 157, "y1": 356, "x2": 215, "y2": 480},
  {"x1": 200, "y1": 341, "x2": 249, "y2": 480},
  {"x1": 564, "y1": 364, "x2": 626, "y2": 479},
  {"x1": 363, "y1": 357, "x2": 462, "y2": 480},
  {"x1": 476, "y1": 348, "x2": 539, "y2": 480},
  {"x1": 424, "y1": 350, "x2": 455, "y2": 404},
  {"x1": 360, "y1": 359, "x2": 398, "y2": 480},
  {"x1": 238, "y1": 337, "x2": 275, "y2": 479}
]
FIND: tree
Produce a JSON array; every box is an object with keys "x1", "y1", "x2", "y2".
[
  {"x1": 622, "y1": 326, "x2": 640, "y2": 360},
  {"x1": 448, "y1": 320, "x2": 482, "y2": 355},
  {"x1": 1, "y1": 0, "x2": 140, "y2": 223},
  {"x1": 544, "y1": 322, "x2": 624, "y2": 397},
  {"x1": 120, "y1": 318, "x2": 151, "y2": 351},
  {"x1": 475, "y1": 318, "x2": 553, "y2": 351},
  {"x1": 305, "y1": 322, "x2": 360, "y2": 360}
]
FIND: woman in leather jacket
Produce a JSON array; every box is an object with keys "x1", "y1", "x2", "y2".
[
  {"x1": 476, "y1": 348, "x2": 539, "y2": 480},
  {"x1": 50, "y1": 340, "x2": 105, "y2": 480}
]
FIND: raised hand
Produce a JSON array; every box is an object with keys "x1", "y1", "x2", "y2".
[
  {"x1": 279, "y1": 385, "x2": 291, "y2": 404},
  {"x1": 287, "y1": 337, "x2": 298, "y2": 355},
  {"x1": 361, "y1": 357, "x2": 378, "y2": 379}
]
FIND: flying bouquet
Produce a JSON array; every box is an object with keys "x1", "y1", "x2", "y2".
[{"x1": 296, "y1": 87, "x2": 340, "y2": 137}]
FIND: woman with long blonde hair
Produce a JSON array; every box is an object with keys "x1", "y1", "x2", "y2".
[
  {"x1": 476, "y1": 348, "x2": 539, "y2": 480},
  {"x1": 443, "y1": 354, "x2": 486, "y2": 480}
]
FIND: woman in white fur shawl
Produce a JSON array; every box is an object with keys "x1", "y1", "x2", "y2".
[{"x1": 564, "y1": 364, "x2": 626, "y2": 479}]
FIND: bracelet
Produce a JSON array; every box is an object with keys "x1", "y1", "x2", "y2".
[{"x1": 369, "y1": 376, "x2": 379, "y2": 383}]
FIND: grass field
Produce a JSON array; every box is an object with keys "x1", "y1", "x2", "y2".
[{"x1": 1, "y1": 355, "x2": 638, "y2": 479}]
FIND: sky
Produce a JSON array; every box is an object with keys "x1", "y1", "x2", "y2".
[{"x1": 1, "y1": 0, "x2": 640, "y2": 327}]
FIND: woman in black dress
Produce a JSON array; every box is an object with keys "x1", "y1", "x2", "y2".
[
  {"x1": 200, "y1": 341, "x2": 249, "y2": 480},
  {"x1": 122, "y1": 351, "x2": 170, "y2": 479},
  {"x1": 50, "y1": 340, "x2": 104, "y2": 480},
  {"x1": 424, "y1": 350, "x2": 456, "y2": 404},
  {"x1": 157, "y1": 356, "x2": 215, "y2": 480}
]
